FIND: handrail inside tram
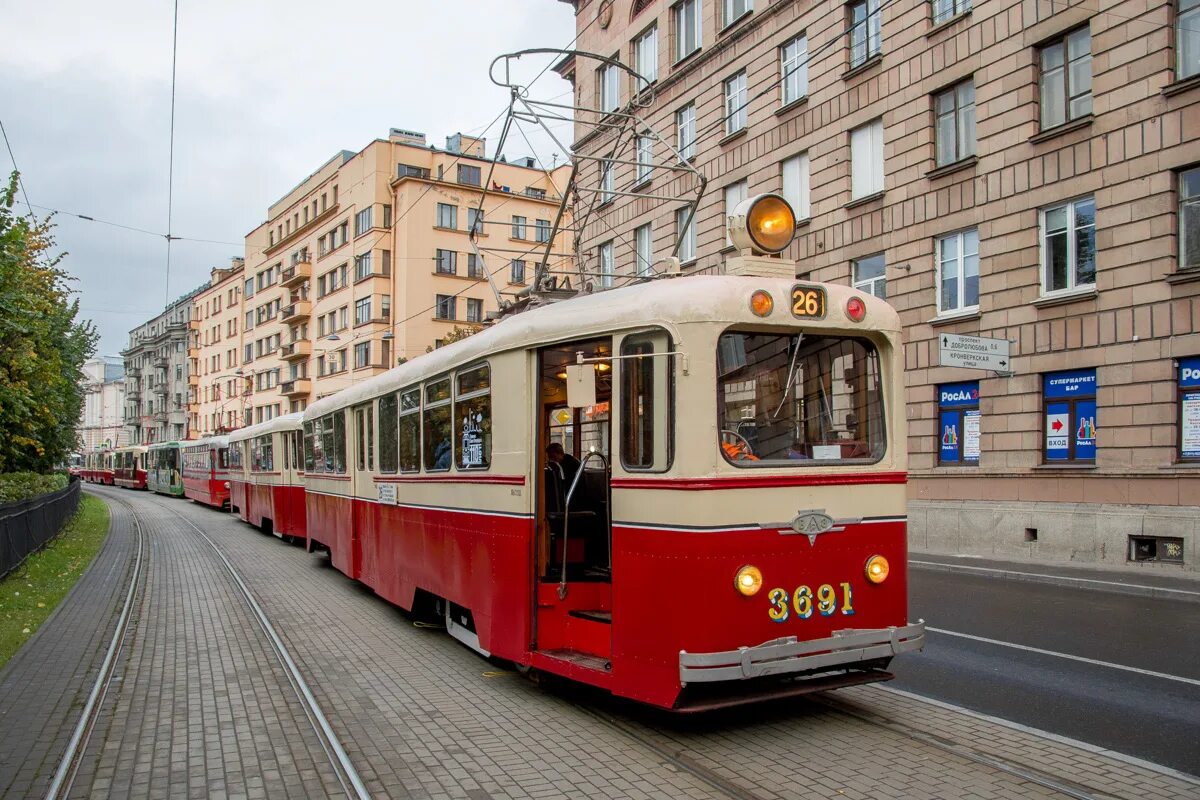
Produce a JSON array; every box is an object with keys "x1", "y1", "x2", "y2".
[{"x1": 557, "y1": 450, "x2": 611, "y2": 600}]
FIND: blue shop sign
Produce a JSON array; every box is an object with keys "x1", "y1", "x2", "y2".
[
  {"x1": 1043, "y1": 369, "x2": 1096, "y2": 399},
  {"x1": 1182, "y1": 357, "x2": 1200, "y2": 459},
  {"x1": 1181, "y1": 357, "x2": 1200, "y2": 389},
  {"x1": 939, "y1": 381, "x2": 979, "y2": 408}
]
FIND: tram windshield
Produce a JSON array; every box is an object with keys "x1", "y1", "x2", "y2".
[{"x1": 716, "y1": 331, "x2": 886, "y2": 466}]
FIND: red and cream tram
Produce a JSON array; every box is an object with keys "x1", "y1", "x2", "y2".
[
  {"x1": 114, "y1": 445, "x2": 149, "y2": 489},
  {"x1": 84, "y1": 450, "x2": 114, "y2": 485},
  {"x1": 228, "y1": 413, "x2": 307, "y2": 542},
  {"x1": 182, "y1": 436, "x2": 232, "y2": 509},
  {"x1": 300, "y1": 201, "x2": 923, "y2": 708}
]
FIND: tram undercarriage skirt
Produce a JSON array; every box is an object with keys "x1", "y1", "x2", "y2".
[{"x1": 678, "y1": 621, "x2": 926, "y2": 683}]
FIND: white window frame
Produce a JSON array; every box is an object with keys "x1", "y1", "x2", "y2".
[
  {"x1": 934, "y1": 80, "x2": 977, "y2": 167},
  {"x1": 850, "y1": 119, "x2": 885, "y2": 199},
  {"x1": 635, "y1": 223, "x2": 654, "y2": 277},
  {"x1": 935, "y1": 228, "x2": 980, "y2": 315},
  {"x1": 676, "y1": 207, "x2": 697, "y2": 263},
  {"x1": 1039, "y1": 196, "x2": 1097, "y2": 296},
  {"x1": 849, "y1": 0, "x2": 882, "y2": 68},
  {"x1": 676, "y1": 103, "x2": 697, "y2": 161},
  {"x1": 1181, "y1": 166, "x2": 1200, "y2": 271},
  {"x1": 781, "y1": 152, "x2": 810, "y2": 220},
  {"x1": 1039, "y1": 27, "x2": 1092, "y2": 130},
  {"x1": 724, "y1": 71, "x2": 748, "y2": 136},
  {"x1": 634, "y1": 25, "x2": 658, "y2": 86},
  {"x1": 601, "y1": 161, "x2": 616, "y2": 203},
  {"x1": 598, "y1": 241, "x2": 615, "y2": 288},
  {"x1": 1181, "y1": 0, "x2": 1200, "y2": 79},
  {"x1": 599, "y1": 61, "x2": 621, "y2": 113},
  {"x1": 724, "y1": 0, "x2": 752, "y2": 27},
  {"x1": 675, "y1": 0, "x2": 701, "y2": 62},
  {"x1": 781, "y1": 35, "x2": 808, "y2": 107},
  {"x1": 852, "y1": 253, "x2": 887, "y2": 299},
  {"x1": 932, "y1": 0, "x2": 971, "y2": 25},
  {"x1": 724, "y1": 180, "x2": 748, "y2": 247},
  {"x1": 636, "y1": 133, "x2": 654, "y2": 185},
  {"x1": 436, "y1": 203, "x2": 457, "y2": 229}
]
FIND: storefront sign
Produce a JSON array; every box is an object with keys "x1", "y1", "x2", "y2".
[
  {"x1": 1043, "y1": 369, "x2": 1096, "y2": 462},
  {"x1": 938, "y1": 381, "x2": 979, "y2": 465},
  {"x1": 1181, "y1": 358, "x2": 1200, "y2": 460}
]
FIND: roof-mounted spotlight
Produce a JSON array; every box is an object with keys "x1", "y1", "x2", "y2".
[{"x1": 728, "y1": 193, "x2": 797, "y2": 255}]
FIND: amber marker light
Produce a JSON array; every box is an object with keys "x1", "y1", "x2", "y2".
[
  {"x1": 846, "y1": 295, "x2": 867, "y2": 322},
  {"x1": 734, "y1": 565, "x2": 763, "y2": 596},
  {"x1": 729, "y1": 194, "x2": 797, "y2": 255},
  {"x1": 865, "y1": 555, "x2": 890, "y2": 584},
  {"x1": 750, "y1": 290, "x2": 774, "y2": 317}
]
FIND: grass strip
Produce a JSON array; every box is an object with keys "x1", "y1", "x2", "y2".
[{"x1": 0, "y1": 494, "x2": 110, "y2": 670}]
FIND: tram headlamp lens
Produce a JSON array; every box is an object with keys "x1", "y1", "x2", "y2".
[
  {"x1": 734, "y1": 565, "x2": 763, "y2": 596},
  {"x1": 750, "y1": 290, "x2": 774, "y2": 317},
  {"x1": 846, "y1": 296, "x2": 867, "y2": 322},
  {"x1": 865, "y1": 555, "x2": 890, "y2": 584},
  {"x1": 729, "y1": 194, "x2": 797, "y2": 254}
]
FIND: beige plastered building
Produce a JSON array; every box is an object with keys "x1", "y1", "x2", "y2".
[
  {"x1": 557, "y1": 0, "x2": 1200, "y2": 571},
  {"x1": 193, "y1": 129, "x2": 572, "y2": 430},
  {"x1": 189, "y1": 258, "x2": 248, "y2": 437}
]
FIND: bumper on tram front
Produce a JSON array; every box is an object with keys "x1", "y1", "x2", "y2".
[{"x1": 679, "y1": 621, "x2": 926, "y2": 684}]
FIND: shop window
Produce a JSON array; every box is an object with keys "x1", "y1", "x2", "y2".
[
  {"x1": 1179, "y1": 357, "x2": 1200, "y2": 461},
  {"x1": 937, "y1": 381, "x2": 980, "y2": 465},
  {"x1": 1043, "y1": 369, "x2": 1096, "y2": 463}
]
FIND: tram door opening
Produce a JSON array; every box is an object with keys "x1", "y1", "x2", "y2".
[{"x1": 534, "y1": 338, "x2": 613, "y2": 667}]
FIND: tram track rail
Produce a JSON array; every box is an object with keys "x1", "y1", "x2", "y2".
[{"x1": 74, "y1": 487, "x2": 371, "y2": 800}]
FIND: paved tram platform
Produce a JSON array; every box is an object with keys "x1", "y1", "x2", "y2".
[{"x1": 0, "y1": 486, "x2": 1196, "y2": 799}]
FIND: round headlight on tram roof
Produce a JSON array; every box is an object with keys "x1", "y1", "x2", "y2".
[
  {"x1": 734, "y1": 564, "x2": 764, "y2": 596},
  {"x1": 846, "y1": 295, "x2": 867, "y2": 322},
  {"x1": 728, "y1": 194, "x2": 797, "y2": 255},
  {"x1": 750, "y1": 290, "x2": 774, "y2": 317},
  {"x1": 865, "y1": 555, "x2": 890, "y2": 584}
]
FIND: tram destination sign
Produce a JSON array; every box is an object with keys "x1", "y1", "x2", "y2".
[{"x1": 938, "y1": 333, "x2": 1012, "y2": 373}]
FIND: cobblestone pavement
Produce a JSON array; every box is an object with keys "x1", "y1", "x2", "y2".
[{"x1": 11, "y1": 486, "x2": 1199, "y2": 800}]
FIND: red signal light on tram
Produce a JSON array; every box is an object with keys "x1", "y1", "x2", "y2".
[{"x1": 845, "y1": 296, "x2": 867, "y2": 323}]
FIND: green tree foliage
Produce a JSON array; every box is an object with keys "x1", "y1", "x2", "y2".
[
  {"x1": 424, "y1": 324, "x2": 482, "y2": 353},
  {"x1": 0, "y1": 172, "x2": 97, "y2": 472}
]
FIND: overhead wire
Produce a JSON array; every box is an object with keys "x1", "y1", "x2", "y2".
[
  {"x1": 0, "y1": 116, "x2": 34, "y2": 220},
  {"x1": 164, "y1": 0, "x2": 181, "y2": 306}
]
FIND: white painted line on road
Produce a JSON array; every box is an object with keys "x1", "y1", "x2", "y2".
[
  {"x1": 876, "y1": 686, "x2": 1200, "y2": 787},
  {"x1": 927, "y1": 626, "x2": 1200, "y2": 687},
  {"x1": 911, "y1": 560, "x2": 1200, "y2": 598}
]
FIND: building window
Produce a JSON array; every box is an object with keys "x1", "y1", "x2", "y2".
[
  {"x1": 535, "y1": 218, "x2": 551, "y2": 243},
  {"x1": 436, "y1": 203, "x2": 457, "y2": 229},
  {"x1": 354, "y1": 252, "x2": 373, "y2": 281},
  {"x1": 935, "y1": 80, "x2": 975, "y2": 166},
  {"x1": 464, "y1": 208, "x2": 481, "y2": 236},
  {"x1": 781, "y1": 35, "x2": 808, "y2": 106},
  {"x1": 676, "y1": 207, "x2": 697, "y2": 262},
  {"x1": 355, "y1": 297, "x2": 371, "y2": 326},
  {"x1": 938, "y1": 382, "x2": 980, "y2": 465},
  {"x1": 936, "y1": 228, "x2": 980, "y2": 313},
  {"x1": 1179, "y1": 357, "x2": 1200, "y2": 461},
  {"x1": 436, "y1": 249, "x2": 458, "y2": 275},
  {"x1": 512, "y1": 215, "x2": 527, "y2": 239},
  {"x1": 723, "y1": 180, "x2": 747, "y2": 246},
  {"x1": 435, "y1": 295, "x2": 456, "y2": 320},
  {"x1": 599, "y1": 61, "x2": 620, "y2": 113},
  {"x1": 601, "y1": 161, "x2": 616, "y2": 203},
  {"x1": 849, "y1": 0, "x2": 882, "y2": 68},
  {"x1": 1180, "y1": 167, "x2": 1200, "y2": 271},
  {"x1": 1040, "y1": 27, "x2": 1091, "y2": 130},
  {"x1": 932, "y1": 0, "x2": 970, "y2": 24},
  {"x1": 852, "y1": 253, "x2": 886, "y2": 299},
  {"x1": 1182, "y1": 0, "x2": 1200, "y2": 78},
  {"x1": 724, "y1": 71, "x2": 747, "y2": 135},
  {"x1": 467, "y1": 253, "x2": 484, "y2": 278},
  {"x1": 677, "y1": 103, "x2": 696, "y2": 161},
  {"x1": 1040, "y1": 196, "x2": 1095, "y2": 294},
  {"x1": 635, "y1": 223, "x2": 654, "y2": 277},
  {"x1": 675, "y1": 0, "x2": 701, "y2": 62},
  {"x1": 724, "y1": 0, "x2": 752, "y2": 26},
  {"x1": 354, "y1": 207, "x2": 373, "y2": 236},
  {"x1": 354, "y1": 342, "x2": 370, "y2": 369},
  {"x1": 1043, "y1": 369, "x2": 1096, "y2": 464},
  {"x1": 457, "y1": 165, "x2": 481, "y2": 186},
  {"x1": 636, "y1": 133, "x2": 654, "y2": 184},
  {"x1": 466, "y1": 297, "x2": 483, "y2": 323},
  {"x1": 244, "y1": 278, "x2": 254, "y2": 299},
  {"x1": 634, "y1": 25, "x2": 658, "y2": 86},
  {"x1": 781, "y1": 153, "x2": 810, "y2": 220},
  {"x1": 850, "y1": 119, "x2": 884, "y2": 199},
  {"x1": 511, "y1": 260, "x2": 526, "y2": 284},
  {"x1": 598, "y1": 241, "x2": 615, "y2": 288}
]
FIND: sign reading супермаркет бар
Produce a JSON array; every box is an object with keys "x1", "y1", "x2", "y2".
[{"x1": 938, "y1": 333, "x2": 1013, "y2": 372}]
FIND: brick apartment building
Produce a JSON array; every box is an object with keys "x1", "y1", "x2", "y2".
[{"x1": 555, "y1": 0, "x2": 1200, "y2": 570}]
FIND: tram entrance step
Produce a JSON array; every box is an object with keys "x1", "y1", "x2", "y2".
[
  {"x1": 538, "y1": 649, "x2": 612, "y2": 673},
  {"x1": 568, "y1": 609, "x2": 611, "y2": 624}
]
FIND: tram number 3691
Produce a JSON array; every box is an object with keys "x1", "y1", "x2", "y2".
[{"x1": 767, "y1": 583, "x2": 855, "y2": 622}]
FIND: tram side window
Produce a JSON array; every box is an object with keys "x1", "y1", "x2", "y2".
[
  {"x1": 218, "y1": 448, "x2": 229, "y2": 469},
  {"x1": 229, "y1": 443, "x2": 242, "y2": 469},
  {"x1": 332, "y1": 411, "x2": 347, "y2": 473},
  {"x1": 292, "y1": 431, "x2": 302, "y2": 471},
  {"x1": 321, "y1": 415, "x2": 335, "y2": 472},
  {"x1": 620, "y1": 332, "x2": 673, "y2": 471},
  {"x1": 253, "y1": 435, "x2": 274, "y2": 471},
  {"x1": 306, "y1": 420, "x2": 324, "y2": 472},
  {"x1": 455, "y1": 365, "x2": 491, "y2": 470},
  {"x1": 716, "y1": 331, "x2": 886, "y2": 465},
  {"x1": 355, "y1": 404, "x2": 375, "y2": 472},
  {"x1": 399, "y1": 389, "x2": 421, "y2": 472},
  {"x1": 424, "y1": 378, "x2": 453, "y2": 471},
  {"x1": 379, "y1": 393, "x2": 399, "y2": 473}
]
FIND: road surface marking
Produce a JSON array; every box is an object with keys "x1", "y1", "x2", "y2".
[
  {"x1": 926, "y1": 627, "x2": 1200, "y2": 688},
  {"x1": 911, "y1": 560, "x2": 1200, "y2": 598}
]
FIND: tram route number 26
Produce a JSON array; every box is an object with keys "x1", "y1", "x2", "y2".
[
  {"x1": 768, "y1": 583, "x2": 854, "y2": 622},
  {"x1": 790, "y1": 285, "x2": 827, "y2": 320}
]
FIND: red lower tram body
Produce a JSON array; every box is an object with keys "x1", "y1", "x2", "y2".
[
  {"x1": 114, "y1": 466, "x2": 147, "y2": 490},
  {"x1": 232, "y1": 478, "x2": 307, "y2": 542},
  {"x1": 184, "y1": 471, "x2": 231, "y2": 509}
]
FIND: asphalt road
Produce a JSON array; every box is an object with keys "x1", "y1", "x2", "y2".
[{"x1": 891, "y1": 566, "x2": 1200, "y2": 776}]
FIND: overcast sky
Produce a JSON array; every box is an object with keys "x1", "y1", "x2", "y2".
[{"x1": 0, "y1": 0, "x2": 576, "y2": 357}]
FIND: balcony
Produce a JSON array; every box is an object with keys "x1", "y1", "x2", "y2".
[
  {"x1": 281, "y1": 300, "x2": 312, "y2": 324},
  {"x1": 281, "y1": 340, "x2": 312, "y2": 361},
  {"x1": 153, "y1": 411, "x2": 168, "y2": 423},
  {"x1": 153, "y1": 356, "x2": 169, "y2": 368},
  {"x1": 280, "y1": 378, "x2": 312, "y2": 398},
  {"x1": 125, "y1": 386, "x2": 141, "y2": 400},
  {"x1": 154, "y1": 384, "x2": 168, "y2": 396},
  {"x1": 187, "y1": 346, "x2": 199, "y2": 359},
  {"x1": 281, "y1": 260, "x2": 312, "y2": 288},
  {"x1": 188, "y1": 372, "x2": 199, "y2": 387}
]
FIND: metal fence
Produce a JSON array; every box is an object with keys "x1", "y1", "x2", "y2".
[{"x1": 0, "y1": 478, "x2": 81, "y2": 580}]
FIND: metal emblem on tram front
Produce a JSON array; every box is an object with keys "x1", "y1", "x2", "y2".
[{"x1": 791, "y1": 510, "x2": 835, "y2": 545}]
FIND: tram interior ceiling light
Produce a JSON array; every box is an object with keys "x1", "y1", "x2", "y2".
[{"x1": 729, "y1": 194, "x2": 797, "y2": 255}]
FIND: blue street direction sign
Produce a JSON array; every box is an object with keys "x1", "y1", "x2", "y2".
[{"x1": 938, "y1": 333, "x2": 1012, "y2": 372}]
